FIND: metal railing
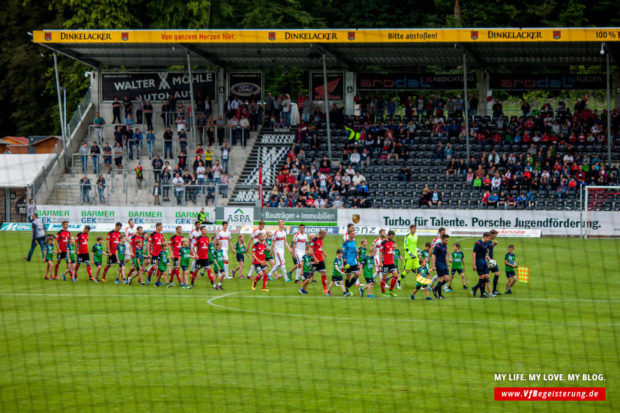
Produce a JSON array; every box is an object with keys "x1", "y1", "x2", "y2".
[
  {"x1": 66, "y1": 90, "x2": 93, "y2": 138},
  {"x1": 49, "y1": 181, "x2": 230, "y2": 207}
]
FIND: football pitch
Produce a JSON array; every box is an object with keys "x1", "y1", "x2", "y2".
[{"x1": 0, "y1": 232, "x2": 618, "y2": 412}]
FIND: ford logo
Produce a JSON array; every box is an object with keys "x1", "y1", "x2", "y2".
[{"x1": 231, "y1": 82, "x2": 261, "y2": 97}]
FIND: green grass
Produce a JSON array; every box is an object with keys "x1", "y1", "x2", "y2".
[{"x1": 0, "y1": 232, "x2": 618, "y2": 412}]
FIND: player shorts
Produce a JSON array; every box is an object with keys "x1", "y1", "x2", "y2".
[
  {"x1": 77, "y1": 253, "x2": 90, "y2": 264},
  {"x1": 382, "y1": 264, "x2": 398, "y2": 274},
  {"x1": 436, "y1": 266, "x2": 449, "y2": 277},
  {"x1": 253, "y1": 263, "x2": 267, "y2": 273},
  {"x1": 172, "y1": 258, "x2": 179, "y2": 268},
  {"x1": 404, "y1": 257, "x2": 420, "y2": 271},
  {"x1": 295, "y1": 251, "x2": 304, "y2": 266},
  {"x1": 451, "y1": 268, "x2": 464, "y2": 275},
  {"x1": 57, "y1": 251, "x2": 67, "y2": 261},
  {"x1": 345, "y1": 264, "x2": 359, "y2": 275},
  {"x1": 180, "y1": 264, "x2": 189, "y2": 271},
  {"x1": 275, "y1": 250, "x2": 286, "y2": 266},
  {"x1": 364, "y1": 276, "x2": 375, "y2": 284},
  {"x1": 489, "y1": 264, "x2": 499, "y2": 273},
  {"x1": 332, "y1": 275, "x2": 343, "y2": 282},
  {"x1": 195, "y1": 259, "x2": 210, "y2": 270},
  {"x1": 150, "y1": 254, "x2": 159, "y2": 263},
  {"x1": 236, "y1": 253, "x2": 245, "y2": 262},
  {"x1": 107, "y1": 254, "x2": 118, "y2": 265},
  {"x1": 476, "y1": 260, "x2": 489, "y2": 276},
  {"x1": 93, "y1": 260, "x2": 102, "y2": 267},
  {"x1": 506, "y1": 271, "x2": 516, "y2": 278},
  {"x1": 302, "y1": 272, "x2": 312, "y2": 280},
  {"x1": 314, "y1": 261, "x2": 326, "y2": 272}
]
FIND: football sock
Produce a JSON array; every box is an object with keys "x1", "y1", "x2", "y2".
[
  {"x1": 381, "y1": 278, "x2": 386, "y2": 293},
  {"x1": 321, "y1": 274, "x2": 327, "y2": 290},
  {"x1": 54, "y1": 261, "x2": 60, "y2": 277},
  {"x1": 224, "y1": 262, "x2": 229, "y2": 277},
  {"x1": 295, "y1": 267, "x2": 301, "y2": 281},
  {"x1": 389, "y1": 277, "x2": 397, "y2": 291},
  {"x1": 493, "y1": 275, "x2": 499, "y2": 291},
  {"x1": 262, "y1": 275, "x2": 268, "y2": 289}
]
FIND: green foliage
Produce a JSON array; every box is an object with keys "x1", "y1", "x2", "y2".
[{"x1": 2, "y1": 0, "x2": 620, "y2": 136}]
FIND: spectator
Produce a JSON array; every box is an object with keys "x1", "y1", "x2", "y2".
[
  {"x1": 123, "y1": 96, "x2": 132, "y2": 117},
  {"x1": 26, "y1": 198, "x2": 36, "y2": 222},
  {"x1": 103, "y1": 142, "x2": 112, "y2": 174},
  {"x1": 163, "y1": 127, "x2": 173, "y2": 159},
  {"x1": 80, "y1": 175, "x2": 91, "y2": 204},
  {"x1": 113, "y1": 142, "x2": 123, "y2": 170},
  {"x1": 178, "y1": 128, "x2": 188, "y2": 154},
  {"x1": 152, "y1": 155, "x2": 163, "y2": 183},
  {"x1": 90, "y1": 141, "x2": 101, "y2": 174},
  {"x1": 239, "y1": 115, "x2": 250, "y2": 146},
  {"x1": 419, "y1": 187, "x2": 432, "y2": 207},
  {"x1": 497, "y1": 190, "x2": 507, "y2": 209},
  {"x1": 152, "y1": 182, "x2": 160, "y2": 205},
  {"x1": 481, "y1": 190, "x2": 491, "y2": 205},
  {"x1": 145, "y1": 129, "x2": 155, "y2": 160},
  {"x1": 79, "y1": 142, "x2": 89, "y2": 173},
  {"x1": 517, "y1": 193, "x2": 528, "y2": 208},
  {"x1": 112, "y1": 97, "x2": 121, "y2": 123},
  {"x1": 229, "y1": 116, "x2": 240, "y2": 145},
  {"x1": 332, "y1": 193, "x2": 344, "y2": 208},
  {"x1": 491, "y1": 173, "x2": 502, "y2": 191},
  {"x1": 25, "y1": 213, "x2": 46, "y2": 262},
  {"x1": 93, "y1": 112, "x2": 105, "y2": 140},
  {"x1": 143, "y1": 100, "x2": 153, "y2": 130},
  {"x1": 506, "y1": 194, "x2": 516, "y2": 208},
  {"x1": 399, "y1": 166, "x2": 411, "y2": 182},
  {"x1": 130, "y1": 128, "x2": 142, "y2": 160},
  {"x1": 488, "y1": 192, "x2": 498, "y2": 208},
  {"x1": 172, "y1": 173, "x2": 185, "y2": 205},
  {"x1": 135, "y1": 163, "x2": 144, "y2": 190},
  {"x1": 220, "y1": 174, "x2": 229, "y2": 198},
  {"x1": 96, "y1": 175, "x2": 106, "y2": 203},
  {"x1": 216, "y1": 114, "x2": 226, "y2": 146},
  {"x1": 430, "y1": 188, "x2": 442, "y2": 208},
  {"x1": 220, "y1": 143, "x2": 230, "y2": 174},
  {"x1": 161, "y1": 163, "x2": 171, "y2": 201},
  {"x1": 213, "y1": 160, "x2": 223, "y2": 186}
]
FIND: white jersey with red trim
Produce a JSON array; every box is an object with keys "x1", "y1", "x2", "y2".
[
  {"x1": 432, "y1": 236, "x2": 441, "y2": 247},
  {"x1": 373, "y1": 237, "x2": 384, "y2": 266},
  {"x1": 216, "y1": 229, "x2": 232, "y2": 259},
  {"x1": 190, "y1": 229, "x2": 202, "y2": 249},
  {"x1": 124, "y1": 226, "x2": 136, "y2": 257},
  {"x1": 251, "y1": 228, "x2": 266, "y2": 244},
  {"x1": 293, "y1": 232, "x2": 308, "y2": 254},
  {"x1": 273, "y1": 230, "x2": 287, "y2": 251}
]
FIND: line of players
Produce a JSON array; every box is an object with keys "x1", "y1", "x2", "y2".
[{"x1": 39, "y1": 219, "x2": 519, "y2": 297}]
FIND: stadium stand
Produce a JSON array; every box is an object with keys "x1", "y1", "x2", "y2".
[{"x1": 273, "y1": 97, "x2": 619, "y2": 210}]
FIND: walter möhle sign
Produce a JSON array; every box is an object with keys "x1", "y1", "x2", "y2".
[{"x1": 102, "y1": 72, "x2": 216, "y2": 101}]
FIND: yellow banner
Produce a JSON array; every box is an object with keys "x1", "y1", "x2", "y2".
[{"x1": 33, "y1": 28, "x2": 620, "y2": 44}]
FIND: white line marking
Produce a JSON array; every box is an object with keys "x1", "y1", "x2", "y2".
[{"x1": 205, "y1": 292, "x2": 620, "y2": 327}]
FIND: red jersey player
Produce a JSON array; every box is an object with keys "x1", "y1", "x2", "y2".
[
  {"x1": 168, "y1": 226, "x2": 184, "y2": 284},
  {"x1": 190, "y1": 226, "x2": 212, "y2": 287},
  {"x1": 74, "y1": 225, "x2": 92, "y2": 280},
  {"x1": 310, "y1": 229, "x2": 329, "y2": 293},
  {"x1": 53, "y1": 220, "x2": 71, "y2": 279},
  {"x1": 380, "y1": 230, "x2": 399, "y2": 297},
  {"x1": 146, "y1": 223, "x2": 166, "y2": 283},
  {"x1": 102, "y1": 222, "x2": 122, "y2": 282},
  {"x1": 251, "y1": 232, "x2": 270, "y2": 292}
]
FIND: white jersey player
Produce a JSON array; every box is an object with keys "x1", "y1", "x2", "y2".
[
  {"x1": 124, "y1": 219, "x2": 136, "y2": 259},
  {"x1": 292, "y1": 224, "x2": 308, "y2": 282},
  {"x1": 373, "y1": 229, "x2": 387, "y2": 277},
  {"x1": 246, "y1": 220, "x2": 266, "y2": 280},
  {"x1": 215, "y1": 221, "x2": 232, "y2": 278},
  {"x1": 268, "y1": 220, "x2": 293, "y2": 281},
  {"x1": 189, "y1": 221, "x2": 202, "y2": 272}
]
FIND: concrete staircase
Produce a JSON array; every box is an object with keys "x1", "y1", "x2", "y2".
[{"x1": 229, "y1": 129, "x2": 295, "y2": 205}]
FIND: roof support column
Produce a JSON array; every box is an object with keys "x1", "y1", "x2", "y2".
[
  {"x1": 345, "y1": 71, "x2": 355, "y2": 116},
  {"x1": 322, "y1": 53, "x2": 332, "y2": 162},
  {"x1": 477, "y1": 71, "x2": 489, "y2": 117},
  {"x1": 605, "y1": 47, "x2": 612, "y2": 165},
  {"x1": 186, "y1": 51, "x2": 197, "y2": 148},
  {"x1": 53, "y1": 52, "x2": 68, "y2": 169},
  {"x1": 462, "y1": 52, "x2": 470, "y2": 164}
]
